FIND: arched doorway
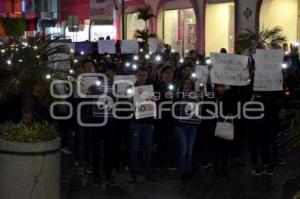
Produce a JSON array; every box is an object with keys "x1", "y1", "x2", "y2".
[
  {"x1": 205, "y1": 0, "x2": 235, "y2": 56},
  {"x1": 257, "y1": 0, "x2": 300, "y2": 46},
  {"x1": 116, "y1": 0, "x2": 148, "y2": 40},
  {"x1": 155, "y1": 0, "x2": 198, "y2": 56}
]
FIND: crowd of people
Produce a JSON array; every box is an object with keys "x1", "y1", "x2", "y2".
[{"x1": 1, "y1": 39, "x2": 299, "y2": 188}]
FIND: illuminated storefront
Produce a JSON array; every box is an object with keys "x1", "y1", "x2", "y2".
[
  {"x1": 163, "y1": 8, "x2": 196, "y2": 55},
  {"x1": 205, "y1": 2, "x2": 235, "y2": 56},
  {"x1": 126, "y1": 12, "x2": 145, "y2": 39}
]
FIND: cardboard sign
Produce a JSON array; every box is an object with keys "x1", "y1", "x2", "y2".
[
  {"x1": 121, "y1": 40, "x2": 139, "y2": 54},
  {"x1": 48, "y1": 43, "x2": 75, "y2": 70},
  {"x1": 114, "y1": 75, "x2": 136, "y2": 96},
  {"x1": 98, "y1": 40, "x2": 116, "y2": 54},
  {"x1": 253, "y1": 49, "x2": 284, "y2": 91},
  {"x1": 134, "y1": 85, "x2": 156, "y2": 119},
  {"x1": 210, "y1": 53, "x2": 249, "y2": 86}
]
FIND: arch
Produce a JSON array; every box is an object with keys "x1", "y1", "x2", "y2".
[
  {"x1": 154, "y1": 0, "x2": 199, "y2": 52},
  {"x1": 116, "y1": 0, "x2": 148, "y2": 40},
  {"x1": 255, "y1": 0, "x2": 263, "y2": 34}
]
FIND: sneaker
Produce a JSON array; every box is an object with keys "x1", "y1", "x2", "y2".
[
  {"x1": 61, "y1": 147, "x2": 72, "y2": 155},
  {"x1": 261, "y1": 167, "x2": 274, "y2": 176},
  {"x1": 200, "y1": 164, "x2": 209, "y2": 169},
  {"x1": 128, "y1": 175, "x2": 137, "y2": 184},
  {"x1": 275, "y1": 159, "x2": 287, "y2": 166},
  {"x1": 85, "y1": 166, "x2": 93, "y2": 174},
  {"x1": 251, "y1": 168, "x2": 262, "y2": 176}
]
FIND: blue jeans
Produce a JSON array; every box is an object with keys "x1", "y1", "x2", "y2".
[
  {"x1": 129, "y1": 122, "x2": 153, "y2": 175},
  {"x1": 175, "y1": 125, "x2": 197, "y2": 173}
]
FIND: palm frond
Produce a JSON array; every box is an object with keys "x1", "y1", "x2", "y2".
[{"x1": 235, "y1": 26, "x2": 287, "y2": 52}]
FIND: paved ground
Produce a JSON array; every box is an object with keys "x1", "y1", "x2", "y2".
[{"x1": 61, "y1": 149, "x2": 300, "y2": 199}]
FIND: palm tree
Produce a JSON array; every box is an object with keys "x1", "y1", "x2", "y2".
[
  {"x1": 134, "y1": 5, "x2": 155, "y2": 42},
  {"x1": 0, "y1": 34, "x2": 70, "y2": 125},
  {"x1": 235, "y1": 26, "x2": 287, "y2": 52}
]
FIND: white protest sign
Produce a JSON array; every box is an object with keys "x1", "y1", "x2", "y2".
[
  {"x1": 134, "y1": 85, "x2": 156, "y2": 119},
  {"x1": 253, "y1": 49, "x2": 284, "y2": 91},
  {"x1": 121, "y1": 40, "x2": 139, "y2": 54},
  {"x1": 195, "y1": 65, "x2": 209, "y2": 92},
  {"x1": 98, "y1": 40, "x2": 116, "y2": 54},
  {"x1": 148, "y1": 38, "x2": 158, "y2": 53},
  {"x1": 157, "y1": 39, "x2": 165, "y2": 53},
  {"x1": 114, "y1": 75, "x2": 136, "y2": 95},
  {"x1": 48, "y1": 43, "x2": 75, "y2": 70},
  {"x1": 210, "y1": 53, "x2": 249, "y2": 86}
]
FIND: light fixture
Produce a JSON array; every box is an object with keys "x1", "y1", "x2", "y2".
[
  {"x1": 80, "y1": 51, "x2": 85, "y2": 55},
  {"x1": 281, "y1": 63, "x2": 288, "y2": 69},
  {"x1": 133, "y1": 55, "x2": 139, "y2": 61},
  {"x1": 180, "y1": 58, "x2": 184, "y2": 63},
  {"x1": 69, "y1": 69, "x2": 74, "y2": 74},
  {"x1": 145, "y1": 54, "x2": 150, "y2": 59},
  {"x1": 6, "y1": 60, "x2": 11, "y2": 65},
  {"x1": 168, "y1": 84, "x2": 174, "y2": 91},
  {"x1": 171, "y1": 49, "x2": 175, "y2": 53},
  {"x1": 191, "y1": 73, "x2": 196, "y2": 78},
  {"x1": 125, "y1": 62, "x2": 131, "y2": 67},
  {"x1": 206, "y1": 59, "x2": 211, "y2": 65},
  {"x1": 132, "y1": 64, "x2": 138, "y2": 70},
  {"x1": 33, "y1": 45, "x2": 38, "y2": 50},
  {"x1": 46, "y1": 74, "x2": 51, "y2": 79},
  {"x1": 155, "y1": 55, "x2": 161, "y2": 62},
  {"x1": 95, "y1": 80, "x2": 101, "y2": 86},
  {"x1": 74, "y1": 59, "x2": 78, "y2": 63}
]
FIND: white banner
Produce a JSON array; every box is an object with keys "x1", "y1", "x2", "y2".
[
  {"x1": 114, "y1": 75, "x2": 136, "y2": 95},
  {"x1": 90, "y1": 0, "x2": 114, "y2": 21},
  {"x1": 253, "y1": 49, "x2": 284, "y2": 91},
  {"x1": 48, "y1": 43, "x2": 75, "y2": 70},
  {"x1": 148, "y1": 38, "x2": 165, "y2": 53},
  {"x1": 210, "y1": 53, "x2": 249, "y2": 86},
  {"x1": 195, "y1": 65, "x2": 209, "y2": 92},
  {"x1": 98, "y1": 40, "x2": 116, "y2": 54},
  {"x1": 121, "y1": 40, "x2": 139, "y2": 54},
  {"x1": 134, "y1": 85, "x2": 156, "y2": 119}
]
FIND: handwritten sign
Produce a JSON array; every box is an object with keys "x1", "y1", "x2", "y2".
[
  {"x1": 253, "y1": 49, "x2": 284, "y2": 91},
  {"x1": 121, "y1": 40, "x2": 139, "y2": 54},
  {"x1": 134, "y1": 85, "x2": 156, "y2": 119},
  {"x1": 48, "y1": 43, "x2": 75, "y2": 70},
  {"x1": 210, "y1": 53, "x2": 249, "y2": 86},
  {"x1": 98, "y1": 40, "x2": 116, "y2": 54},
  {"x1": 114, "y1": 75, "x2": 136, "y2": 96}
]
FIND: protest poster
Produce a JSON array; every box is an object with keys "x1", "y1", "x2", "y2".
[
  {"x1": 134, "y1": 85, "x2": 156, "y2": 119},
  {"x1": 178, "y1": 92, "x2": 201, "y2": 125},
  {"x1": 253, "y1": 49, "x2": 284, "y2": 91},
  {"x1": 48, "y1": 42, "x2": 75, "y2": 70},
  {"x1": 121, "y1": 40, "x2": 139, "y2": 54},
  {"x1": 210, "y1": 53, "x2": 249, "y2": 86},
  {"x1": 195, "y1": 65, "x2": 210, "y2": 92},
  {"x1": 114, "y1": 75, "x2": 136, "y2": 96},
  {"x1": 98, "y1": 40, "x2": 116, "y2": 54},
  {"x1": 75, "y1": 42, "x2": 93, "y2": 54}
]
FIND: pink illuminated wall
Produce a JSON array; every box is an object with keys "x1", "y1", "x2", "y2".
[{"x1": 60, "y1": 0, "x2": 90, "y2": 21}]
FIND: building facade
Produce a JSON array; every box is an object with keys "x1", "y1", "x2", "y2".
[{"x1": 1, "y1": 0, "x2": 299, "y2": 56}]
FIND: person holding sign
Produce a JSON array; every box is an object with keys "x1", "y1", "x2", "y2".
[
  {"x1": 153, "y1": 65, "x2": 176, "y2": 169},
  {"x1": 173, "y1": 78, "x2": 198, "y2": 180},
  {"x1": 128, "y1": 67, "x2": 157, "y2": 184}
]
